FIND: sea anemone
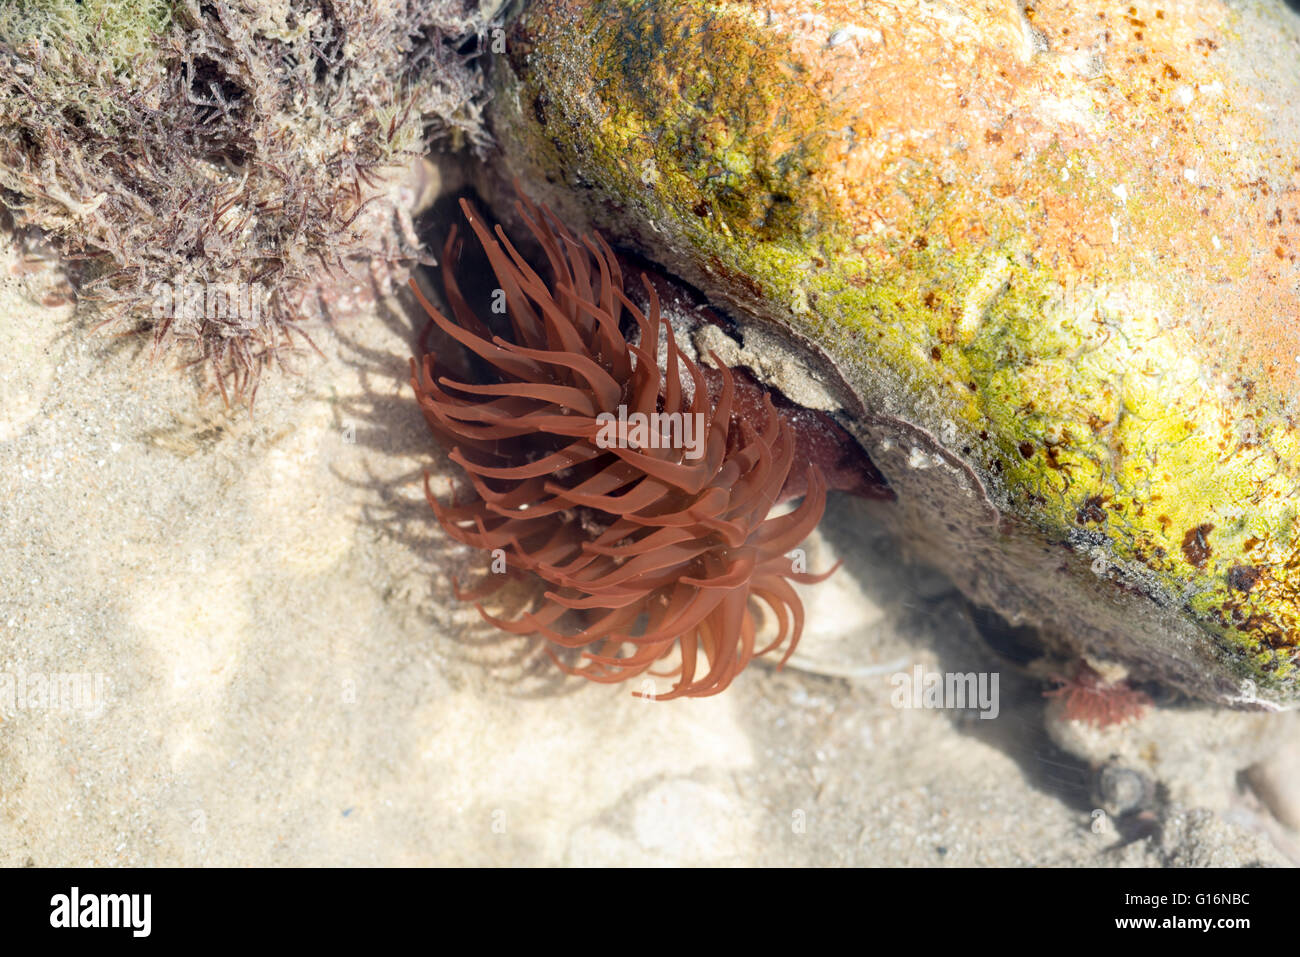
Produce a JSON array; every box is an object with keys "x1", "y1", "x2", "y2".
[{"x1": 409, "y1": 195, "x2": 839, "y2": 698}]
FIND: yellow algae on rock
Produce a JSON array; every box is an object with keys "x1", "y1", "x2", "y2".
[{"x1": 490, "y1": 0, "x2": 1300, "y2": 704}]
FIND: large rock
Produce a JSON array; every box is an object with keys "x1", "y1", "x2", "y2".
[{"x1": 487, "y1": 0, "x2": 1300, "y2": 707}]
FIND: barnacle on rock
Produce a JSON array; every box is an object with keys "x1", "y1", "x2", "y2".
[{"x1": 410, "y1": 196, "x2": 837, "y2": 698}]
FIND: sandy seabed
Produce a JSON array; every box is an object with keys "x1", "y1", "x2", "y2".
[{"x1": 0, "y1": 221, "x2": 1295, "y2": 868}]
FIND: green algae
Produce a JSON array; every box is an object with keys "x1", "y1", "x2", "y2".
[{"x1": 0, "y1": 0, "x2": 174, "y2": 72}]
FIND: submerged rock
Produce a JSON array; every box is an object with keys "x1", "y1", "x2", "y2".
[{"x1": 488, "y1": 0, "x2": 1300, "y2": 706}]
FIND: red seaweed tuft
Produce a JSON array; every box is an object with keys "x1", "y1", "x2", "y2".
[{"x1": 1044, "y1": 661, "x2": 1151, "y2": 728}]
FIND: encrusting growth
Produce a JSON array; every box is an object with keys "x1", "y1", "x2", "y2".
[{"x1": 410, "y1": 196, "x2": 837, "y2": 698}]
